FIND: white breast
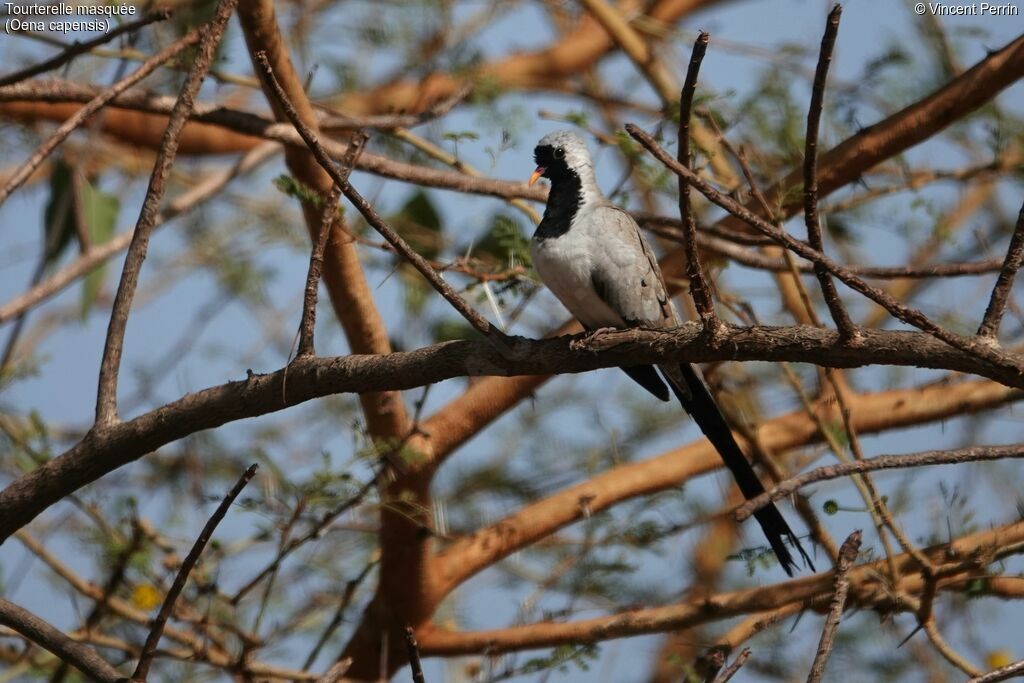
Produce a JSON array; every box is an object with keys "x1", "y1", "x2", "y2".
[{"x1": 531, "y1": 224, "x2": 624, "y2": 329}]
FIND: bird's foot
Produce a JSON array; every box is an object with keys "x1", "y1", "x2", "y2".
[{"x1": 570, "y1": 326, "x2": 619, "y2": 351}]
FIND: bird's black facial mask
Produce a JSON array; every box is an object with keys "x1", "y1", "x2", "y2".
[
  {"x1": 531, "y1": 144, "x2": 571, "y2": 184},
  {"x1": 532, "y1": 144, "x2": 582, "y2": 239}
]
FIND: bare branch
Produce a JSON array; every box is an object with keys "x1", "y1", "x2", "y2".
[
  {"x1": 803, "y1": 4, "x2": 857, "y2": 339},
  {"x1": 418, "y1": 518, "x2": 1024, "y2": 656},
  {"x1": 969, "y1": 658, "x2": 1024, "y2": 683},
  {"x1": 677, "y1": 32, "x2": 717, "y2": 322},
  {"x1": 0, "y1": 30, "x2": 200, "y2": 212},
  {"x1": 977, "y1": 201, "x2": 1024, "y2": 339},
  {"x1": 806, "y1": 530, "x2": 861, "y2": 683},
  {"x1": 131, "y1": 463, "x2": 258, "y2": 681},
  {"x1": 404, "y1": 626, "x2": 427, "y2": 683},
  {"x1": 624, "y1": 124, "x2": 1024, "y2": 385},
  {"x1": 253, "y1": 51, "x2": 498, "y2": 340},
  {"x1": 0, "y1": 598, "x2": 122, "y2": 682},
  {"x1": 713, "y1": 648, "x2": 751, "y2": 683},
  {"x1": 736, "y1": 444, "x2": 1024, "y2": 521},
  {"x1": 94, "y1": 0, "x2": 240, "y2": 426},
  {"x1": 0, "y1": 9, "x2": 173, "y2": 88},
  {"x1": 2, "y1": 325, "x2": 1021, "y2": 542},
  {"x1": 296, "y1": 180, "x2": 344, "y2": 358}
]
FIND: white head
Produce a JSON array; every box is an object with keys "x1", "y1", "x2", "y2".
[{"x1": 529, "y1": 130, "x2": 601, "y2": 200}]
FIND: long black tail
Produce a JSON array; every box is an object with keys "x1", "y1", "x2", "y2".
[{"x1": 666, "y1": 363, "x2": 814, "y2": 576}]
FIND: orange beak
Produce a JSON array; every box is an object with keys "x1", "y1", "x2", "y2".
[{"x1": 528, "y1": 167, "x2": 545, "y2": 187}]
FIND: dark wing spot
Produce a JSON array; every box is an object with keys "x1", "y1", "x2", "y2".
[
  {"x1": 641, "y1": 278, "x2": 648, "y2": 287},
  {"x1": 591, "y1": 272, "x2": 610, "y2": 306}
]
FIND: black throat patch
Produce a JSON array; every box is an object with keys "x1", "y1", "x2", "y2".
[{"x1": 533, "y1": 145, "x2": 583, "y2": 241}]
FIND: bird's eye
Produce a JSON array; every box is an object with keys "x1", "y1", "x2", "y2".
[{"x1": 553, "y1": 147, "x2": 565, "y2": 159}]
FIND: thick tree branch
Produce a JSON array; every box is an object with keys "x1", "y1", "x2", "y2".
[
  {"x1": 2, "y1": 324, "x2": 1021, "y2": 542},
  {"x1": 626, "y1": 124, "x2": 1024, "y2": 385},
  {"x1": 239, "y1": 0, "x2": 410, "y2": 440},
  {"x1": 0, "y1": 80, "x2": 546, "y2": 202},
  {"x1": 433, "y1": 374, "x2": 1018, "y2": 594},
  {"x1": 419, "y1": 519, "x2": 1024, "y2": 655},
  {"x1": 969, "y1": 658, "x2": 1024, "y2": 683}
]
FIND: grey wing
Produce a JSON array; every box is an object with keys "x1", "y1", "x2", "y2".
[{"x1": 589, "y1": 206, "x2": 678, "y2": 329}]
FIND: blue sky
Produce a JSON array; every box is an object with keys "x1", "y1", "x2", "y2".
[{"x1": 1, "y1": 1, "x2": 1023, "y2": 681}]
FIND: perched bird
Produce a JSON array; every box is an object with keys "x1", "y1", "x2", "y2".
[{"x1": 528, "y1": 130, "x2": 813, "y2": 576}]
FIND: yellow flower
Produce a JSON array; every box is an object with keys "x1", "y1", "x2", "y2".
[
  {"x1": 131, "y1": 584, "x2": 163, "y2": 611},
  {"x1": 986, "y1": 650, "x2": 1013, "y2": 670}
]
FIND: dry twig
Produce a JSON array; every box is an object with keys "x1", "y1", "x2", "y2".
[
  {"x1": 803, "y1": 4, "x2": 857, "y2": 338},
  {"x1": 677, "y1": 32, "x2": 717, "y2": 322},
  {"x1": 131, "y1": 463, "x2": 258, "y2": 681},
  {"x1": 94, "y1": 0, "x2": 240, "y2": 425},
  {"x1": 0, "y1": 9, "x2": 173, "y2": 87},
  {"x1": 806, "y1": 530, "x2": 861, "y2": 683}
]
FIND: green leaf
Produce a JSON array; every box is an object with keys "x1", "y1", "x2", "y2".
[
  {"x1": 441, "y1": 130, "x2": 480, "y2": 143},
  {"x1": 79, "y1": 181, "x2": 120, "y2": 319},
  {"x1": 42, "y1": 160, "x2": 77, "y2": 267},
  {"x1": 391, "y1": 190, "x2": 443, "y2": 257},
  {"x1": 474, "y1": 213, "x2": 531, "y2": 269},
  {"x1": 430, "y1": 319, "x2": 480, "y2": 343},
  {"x1": 391, "y1": 191, "x2": 444, "y2": 314}
]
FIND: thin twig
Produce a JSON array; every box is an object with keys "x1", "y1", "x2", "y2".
[
  {"x1": 296, "y1": 180, "x2": 344, "y2": 358},
  {"x1": 677, "y1": 31, "x2": 716, "y2": 322},
  {"x1": 713, "y1": 647, "x2": 751, "y2": 683},
  {"x1": 0, "y1": 10, "x2": 174, "y2": 87},
  {"x1": 806, "y1": 530, "x2": 861, "y2": 683},
  {"x1": 0, "y1": 598, "x2": 122, "y2": 682},
  {"x1": 968, "y1": 657, "x2": 1024, "y2": 682},
  {"x1": 94, "y1": 0, "x2": 240, "y2": 426},
  {"x1": 735, "y1": 444, "x2": 1024, "y2": 521},
  {"x1": 315, "y1": 658, "x2": 354, "y2": 683},
  {"x1": 231, "y1": 470, "x2": 381, "y2": 604},
  {"x1": 804, "y1": 4, "x2": 857, "y2": 339},
  {"x1": 253, "y1": 51, "x2": 498, "y2": 340},
  {"x1": 131, "y1": 463, "x2": 258, "y2": 681},
  {"x1": 0, "y1": 30, "x2": 200, "y2": 212},
  {"x1": 0, "y1": 142, "x2": 277, "y2": 325},
  {"x1": 404, "y1": 626, "x2": 427, "y2": 683},
  {"x1": 977, "y1": 201, "x2": 1024, "y2": 339},
  {"x1": 922, "y1": 615, "x2": 982, "y2": 676}
]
